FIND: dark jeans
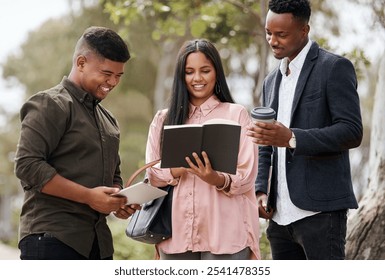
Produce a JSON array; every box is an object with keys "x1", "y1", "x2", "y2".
[
  {"x1": 267, "y1": 210, "x2": 347, "y2": 260},
  {"x1": 19, "y1": 233, "x2": 112, "y2": 260}
]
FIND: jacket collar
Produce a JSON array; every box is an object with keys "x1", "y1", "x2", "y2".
[{"x1": 269, "y1": 41, "x2": 319, "y2": 122}]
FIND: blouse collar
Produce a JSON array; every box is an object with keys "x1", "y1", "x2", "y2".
[{"x1": 188, "y1": 95, "x2": 221, "y2": 119}]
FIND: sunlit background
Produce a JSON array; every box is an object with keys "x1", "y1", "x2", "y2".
[{"x1": 1, "y1": 0, "x2": 385, "y2": 260}]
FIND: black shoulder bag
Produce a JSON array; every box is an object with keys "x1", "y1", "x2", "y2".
[{"x1": 125, "y1": 159, "x2": 173, "y2": 244}]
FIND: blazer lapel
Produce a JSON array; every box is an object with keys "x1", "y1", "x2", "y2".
[
  {"x1": 267, "y1": 69, "x2": 281, "y2": 113},
  {"x1": 291, "y1": 42, "x2": 319, "y2": 122}
]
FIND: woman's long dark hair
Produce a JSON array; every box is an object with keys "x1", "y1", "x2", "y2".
[{"x1": 164, "y1": 39, "x2": 234, "y2": 126}]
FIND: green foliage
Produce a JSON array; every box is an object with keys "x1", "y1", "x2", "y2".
[
  {"x1": 102, "y1": 0, "x2": 268, "y2": 107},
  {"x1": 258, "y1": 222, "x2": 272, "y2": 260},
  {"x1": 103, "y1": 0, "x2": 263, "y2": 50},
  {"x1": 2, "y1": 19, "x2": 73, "y2": 97},
  {"x1": 0, "y1": 114, "x2": 21, "y2": 197}
]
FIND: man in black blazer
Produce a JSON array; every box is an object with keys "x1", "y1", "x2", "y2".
[{"x1": 247, "y1": 0, "x2": 363, "y2": 259}]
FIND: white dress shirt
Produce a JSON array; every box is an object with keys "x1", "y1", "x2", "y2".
[{"x1": 273, "y1": 39, "x2": 319, "y2": 225}]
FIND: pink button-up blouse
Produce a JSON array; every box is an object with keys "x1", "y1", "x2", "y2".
[{"x1": 145, "y1": 95, "x2": 260, "y2": 259}]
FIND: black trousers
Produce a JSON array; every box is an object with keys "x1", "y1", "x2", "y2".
[
  {"x1": 267, "y1": 210, "x2": 348, "y2": 260},
  {"x1": 19, "y1": 233, "x2": 112, "y2": 260}
]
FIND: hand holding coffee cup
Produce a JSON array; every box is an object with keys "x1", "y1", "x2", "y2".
[
  {"x1": 250, "y1": 107, "x2": 276, "y2": 146},
  {"x1": 251, "y1": 107, "x2": 276, "y2": 124}
]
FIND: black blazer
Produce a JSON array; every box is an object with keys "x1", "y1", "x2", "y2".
[{"x1": 255, "y1": 41, "x2": 363, "y2": 212}]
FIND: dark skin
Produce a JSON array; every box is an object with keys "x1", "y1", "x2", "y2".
[{"x1": 246, "y1": 10, "x2": 310, "y2": 212}]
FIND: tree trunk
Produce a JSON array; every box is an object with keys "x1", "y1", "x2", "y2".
[
  {"x1": 153, "y1": 42, "x2": 176, "y2": 113},
  {"x1": 253, "y1": 0, "x2": 269, "y2": 106},
  {"x1": 345, "y1": 52, "x2": 385, "y2": 259},
  {"x1": 153, "y1": 39, "x2": 185, "y2": 113}
]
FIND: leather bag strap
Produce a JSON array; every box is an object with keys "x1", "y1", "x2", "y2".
[{"x1": 124, "y1": 159, "x2": 161, "y2": 188}]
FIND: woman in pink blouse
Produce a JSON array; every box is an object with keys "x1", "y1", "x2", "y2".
[{"x1": 145, "y1": 39, "x2": 260, "y2": 260}]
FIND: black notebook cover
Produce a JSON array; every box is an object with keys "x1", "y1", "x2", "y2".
[{"x1": 160, "y1": 119, "x2": 241, "y2": 174}]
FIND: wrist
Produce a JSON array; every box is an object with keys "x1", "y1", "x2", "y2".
[
  {"x1": 288, "y1": 130, "x2": 296, "y2": 148},
  {"x1": 215, "y1": 173, "x2": 231, "y2": 192}
]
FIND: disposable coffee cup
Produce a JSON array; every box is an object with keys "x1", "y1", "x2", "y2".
[
  {"x1": 250, "y1": 107, "x2": 276, "y2": 124},
  {"x1": 251, "y1": 107, "x2": 276, "y2": 147}
]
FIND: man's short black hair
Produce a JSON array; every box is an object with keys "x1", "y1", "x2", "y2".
[
  {"x1": 82, "y1": 26, "x2": 130, "y2": 63},
  {"x1": 269, "y1": 0, "x2": 311, "y2": 23}
]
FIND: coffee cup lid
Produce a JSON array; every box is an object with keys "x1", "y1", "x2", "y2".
[{"x1": 251, "y1": 107, "x2": 276, "y2": 120}]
